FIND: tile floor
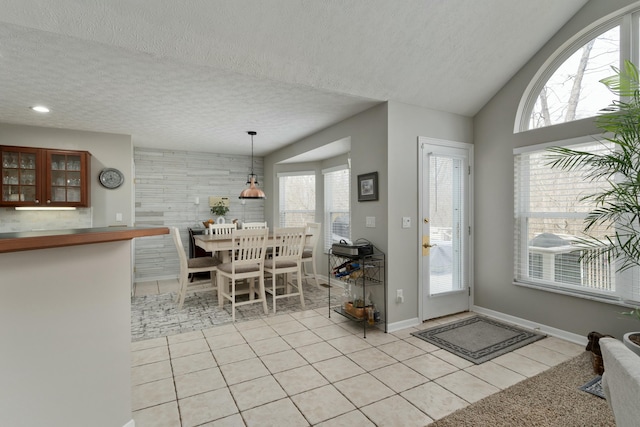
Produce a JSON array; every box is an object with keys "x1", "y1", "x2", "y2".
[
  {"x1": 131, "y1": 279, "x2": 340, "y2": 341},
  {"x1": 131, "y1": 300, "x2": 585, "y2": 427}
]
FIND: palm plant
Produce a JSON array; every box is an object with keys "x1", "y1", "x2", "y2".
[{"x1": 547, "y1": 60, "x2": 640, "y2": 273}]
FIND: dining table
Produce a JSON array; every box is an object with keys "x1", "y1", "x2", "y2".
[
  {"x1": 193, "y1": 231, "x2": 311, "y2": 263},
  {"x1": 193, "y1": 231, "x2": 312, "y2": 304}
]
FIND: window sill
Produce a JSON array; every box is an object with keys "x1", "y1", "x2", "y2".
[{"x1": 513, "y1": 280, "x2": 638, "y2": 308}]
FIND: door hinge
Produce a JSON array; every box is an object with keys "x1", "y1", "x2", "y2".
[
  {"x1": 468, "y1": 288, "x2": 471, "y2": 296},
  {"x1": 468, "y1": 165, "x2": 471, "y2": 175},
  {"x1": 468, "y1": 226, "x2": 471, "y2": 235}
]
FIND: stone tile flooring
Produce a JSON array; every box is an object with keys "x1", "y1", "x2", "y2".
[
  {"x1": 132, "y1": 279, "x2": 340, "y2": 341},
  {"x1": 131, "y1": 282, "x2": 585, "y2": 426}
]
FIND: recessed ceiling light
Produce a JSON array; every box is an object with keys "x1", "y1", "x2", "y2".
[{"x1": 30, "y1": 105, "x2": 50, "y2": 113}]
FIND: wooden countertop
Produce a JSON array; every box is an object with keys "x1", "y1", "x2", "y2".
[{"x1": 0, "y1": 226, "x2": 169, "y2": 253}]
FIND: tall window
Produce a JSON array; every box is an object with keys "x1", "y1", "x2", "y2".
[
  {"x1": 324, "y1": 166, "x2": 350, "y2": 252},
  {"x1": 514, "y1": 139, "x2": 617, "y2": 297},
  {"x1": 523, "y1": 25, "x2": 620, "y2": 131},
  {"x1": 278, "y1": 172, "x2": 315, "y2": 227}
]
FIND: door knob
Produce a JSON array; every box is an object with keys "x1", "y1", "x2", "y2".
[{"x1": 422, "y1": 235, "x2": 436, "y2": 256}]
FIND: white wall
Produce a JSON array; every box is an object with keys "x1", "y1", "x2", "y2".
[
  {"x1": 473, "y1": 0, "x2": 640, "y2": 339},
  {"x1": 0, "y1": 241, "x2": 133, "y2": 427},
  {"x1": 0, "y1": 123, "x2": 133, "y2": 231},
  {"x1": 133, "y1": 147, "x2": 263, "y2": 281}
]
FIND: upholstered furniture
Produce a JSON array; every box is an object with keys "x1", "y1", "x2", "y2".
[
  {"x1": 600, "y1": 337, "x2": 640, "y2": 426},
  {"x1": 217, "y1": 228, "x2": 269, "y2": 321},
  {"x1": 302, "y1": 222, "x2": 321, "y2": 288},
  {"x1": 264, "y1": 227, "x2": 306, "y2": 313},
  {"x1": 172, "y1": 227, "x2": 220, "y2": 309}
]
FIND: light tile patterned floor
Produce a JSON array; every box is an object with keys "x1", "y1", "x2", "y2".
[
  {"x1": 132, "y1": 279, "x2": 339, "y2": 341},
  {"x1": 131, "y1": 301, "x2": 585, "y2": 426}
]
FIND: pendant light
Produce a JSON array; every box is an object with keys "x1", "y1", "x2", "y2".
[{"x1": 239, "y1": 131, "x2": 266, "y2": 199}]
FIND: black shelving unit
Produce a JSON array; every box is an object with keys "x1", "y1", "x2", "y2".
[{"x1": 328, "y1": 247, "x2": 386, "y2": 338}]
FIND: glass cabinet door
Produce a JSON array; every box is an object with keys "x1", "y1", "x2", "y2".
[
  {"x1": 47, "y1": 152, "x2": 85, "y2": 205},
  {"x1": 1, "y1": 146, "x2": 89, "y2": 207},
  {"x1": 1, "y1": 147, "x2": 39, "y2": 204}
]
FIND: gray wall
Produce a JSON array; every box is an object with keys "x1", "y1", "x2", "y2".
[
  {"x1": 474, "y1": 0, "x2": 640, "y2": 339},
  {"x1": 133, "y1": 147, "x2": 263, "y2": 281},
  {"x1": 0, "y1": 123, "x2": 133, "y2": 231},
  {"x1": 265, "y1": 102, "x2": 473, "y2": 327},
  {"x1": 387, "y1": 101, "x2": 473, "y2": 324}
]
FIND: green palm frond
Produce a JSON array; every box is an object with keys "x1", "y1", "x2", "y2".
[{"x1": 547, "y1": 60, "x2": 640, "y2": 274}]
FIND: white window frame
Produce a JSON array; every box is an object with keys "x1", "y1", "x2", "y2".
[
  {"x1": 323, "y1": 165, "x2": 350, "y2": 253},
  {"x1": 277, "y1": 171, "x2": 316, "y2": 228},
  {"x1": 514, "y1": 7, "x2": 640, "y2": 133},
  {"x1": 512, "y1": 136, "x2": 640, "y2": 305}
]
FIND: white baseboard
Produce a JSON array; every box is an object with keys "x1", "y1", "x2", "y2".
[
  {"x1": 471, "y1": 305, "x2": 587, "y2": 346},
  {"x1": 123, "y1": 419, "x2": 135, "y2": 427},
  {"x1": 387, "y1": 317, "x2": 421, "y2": 333}
]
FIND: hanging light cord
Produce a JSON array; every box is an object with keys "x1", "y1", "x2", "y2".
[{"x1": 248, "y1": 131, "x2": 257, "y2": 184}]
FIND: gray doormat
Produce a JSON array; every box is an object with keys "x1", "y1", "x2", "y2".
[
  {"x1": 580, "y1": 376, "x2": 605, "y2": 399},
  {"x1": 411, "y1": 315, "x2": 546, "y2": 364}
]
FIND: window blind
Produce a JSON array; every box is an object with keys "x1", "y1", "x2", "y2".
[
  {"x1": 323, "y1": 167, "x2": 350, "y2": 252},
  {"x1": 513, "y1": 139, "x2": 620, "y2": 298},
  {"x1": 278, "y1": 173, "x2": 315, "y2": 227}
]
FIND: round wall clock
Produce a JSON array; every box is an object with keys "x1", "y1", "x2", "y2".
[{"x1": 99, "y1": 168, "x2": 125, "y2": 189}]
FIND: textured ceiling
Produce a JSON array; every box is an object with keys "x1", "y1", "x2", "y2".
[{"x1": 0, "y1": 0, "x2": 588, "y2": 156}]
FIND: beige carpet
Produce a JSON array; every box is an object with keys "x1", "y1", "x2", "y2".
[{"x1": 429, "y1": 352, "x2": 615, "y2": 426}]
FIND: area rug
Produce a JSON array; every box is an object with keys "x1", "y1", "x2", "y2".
[
  {"x1": 131, "y1": 281, "x2": 338, "y2": 341},
  {"x1": 411, "y1": 315, "x2": 545, "y2": 364},
  {"x1": 580, "y1": 375, "x2": 605, "y2": 399},
  {"x1": 429, "y1": 352, "x2": 615, "y2": 426}
]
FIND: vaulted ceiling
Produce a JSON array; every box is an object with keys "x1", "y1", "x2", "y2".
[{"x1": 0, "y1": 0, "x2": 588, "y2": 155}]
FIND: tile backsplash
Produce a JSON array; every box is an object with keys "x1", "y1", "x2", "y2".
[{"x1": 0, "y1": 208, "x2": 92, "y2": 232}]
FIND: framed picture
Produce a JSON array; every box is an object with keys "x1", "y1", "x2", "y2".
[{"x1": 357, "y1": 172, "x2": 378, "y2": 201}]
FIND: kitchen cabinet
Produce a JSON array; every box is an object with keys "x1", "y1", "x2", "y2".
[{"x1": 1, "y1": 146, "x2": 91, "y2": 207}]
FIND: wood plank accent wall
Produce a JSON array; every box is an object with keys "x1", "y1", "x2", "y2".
[{"x1": 133, "y1": 148, "x2": 265, "y2": 282}]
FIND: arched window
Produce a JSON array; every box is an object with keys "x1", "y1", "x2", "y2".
[{"x1": 525, "y1": 25, "x2": 620, "y2": 131}]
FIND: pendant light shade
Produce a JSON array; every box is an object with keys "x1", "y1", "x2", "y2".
[{"x1": 239, "y1": 131, "x2": 266, "y2": 199}]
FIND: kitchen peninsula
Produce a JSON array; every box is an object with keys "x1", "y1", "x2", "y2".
[{"x1": 0, "y1": 226, "x2": 168, "y2": 427}]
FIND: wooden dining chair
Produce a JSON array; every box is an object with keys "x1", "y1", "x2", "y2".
[
  {"x1": 171, "y1": 227, "x2": 220, "y2": 309},
  {"x1": 209, "y1": 223, "x2": 237, "y2": 235},
  {"x1": 302, "y1": 222, "x2": 321, "y2": 288},
  {"x1": 264, "y1": 227, "x2": 306, "y2": 313},
  {"x1": 242, "y1": 222, "x2": 267, "y2": 229},
  {"x1": 217, "y1": 228, "x2": 269, "y2": 321}
]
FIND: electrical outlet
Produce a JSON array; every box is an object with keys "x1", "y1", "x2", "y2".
[
  {"x1": 116, "y1": 213, "x2": 123, "y2": 222},
  {"x1": 396, "y1": 289, "x2": 404, "y2": 303},
  {"x1": 402, "y1": 217, "x2": 411, "y2": 228}
]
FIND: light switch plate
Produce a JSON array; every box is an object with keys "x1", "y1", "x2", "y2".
[
  {"x1": 366, "y1": 216, "x2": 376, "y2": 228},
  {"x1": 402, "y1": 217, "x2": 411, "y2": 228}
]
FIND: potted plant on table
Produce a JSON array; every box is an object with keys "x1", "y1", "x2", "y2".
[
  {"x1": 547, "y1": 60, "x2": 640, "y2": 355},
  {"x1": 210, "y1": 201, "x2": 230, "y2": 224}
]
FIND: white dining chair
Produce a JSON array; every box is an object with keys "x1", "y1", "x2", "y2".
[
  {"x1": 242, "y1": 222, "x2": 267, "y2": 229},
  {"x1": 209, "y1": 223, "x2": 237, "y2": 235},
  {"x1": 217, "y1": 228, "x2": 269, "y2": 321},
  {"x1": 171, "y1": 227, "x2": 221, "y2": 309},
  {"x1": 302, "y1": 222, "x2": 321, "y2": 289},
  {"x1": 264, "y1": 227, "x2": 306, "y2": 313}
]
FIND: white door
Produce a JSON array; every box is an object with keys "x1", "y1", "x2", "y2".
[{"x1": 419, "y1": 139, "x2": 471, "y2": 321}]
